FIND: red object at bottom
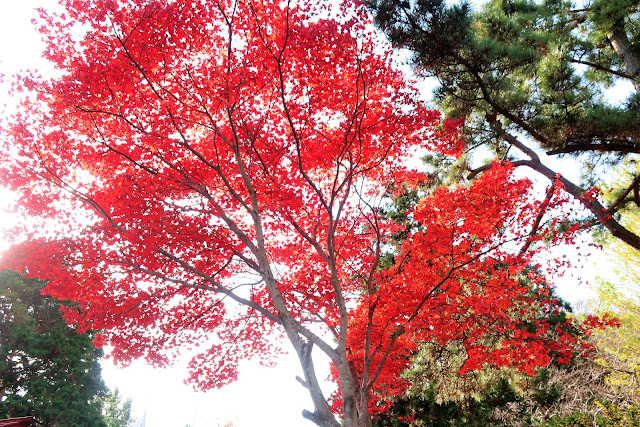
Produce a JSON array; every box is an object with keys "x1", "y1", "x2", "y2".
[{"x1": 0, "y1": 417, "x2": 33, "y2": 427}]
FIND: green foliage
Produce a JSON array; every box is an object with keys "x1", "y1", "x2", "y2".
[
  {"x1": 0, "y1": 269, "x2": 107, "y2": 426},
  {"x1": 372, "y1": 368, "x2": 562, "y2": 426},
  {"x1": 586, "y1": 157, "x2": 640, "y2": 405},
  {"x1": 100, "y1": 388, "x2": 134, "y2": 427},
  {"x1": 369, "y1": 0, "x2": 640, "y2": 249},
  {"x1": 373, "y1": 0, "x2": 640, "y2": 155},
  {"x1": 374, "y1": 363, "x2": 640, "y2": 426},
  {"x1": 539, "y1": 401, "x2": 640, "y2": 426}
]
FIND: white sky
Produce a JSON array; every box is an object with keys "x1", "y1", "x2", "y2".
[{"x1": 0, "y1": 0, "x2": 612, "y2": 426}]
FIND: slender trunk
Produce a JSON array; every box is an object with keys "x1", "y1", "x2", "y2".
[
  {"x1": 299, "y1": 354, "x2": 371, "y2": 427},
  {"x1": 295, "y1": 342, "x2": 341, "y2": 427}
]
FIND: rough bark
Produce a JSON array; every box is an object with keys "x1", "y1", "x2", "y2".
[{"x1": 608, "y1": 26, "x2": 640, "y2": 91}]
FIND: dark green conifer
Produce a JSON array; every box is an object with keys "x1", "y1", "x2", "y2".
[{"x1": 0, "y1": 269, "x2": 107, "y2": 426}]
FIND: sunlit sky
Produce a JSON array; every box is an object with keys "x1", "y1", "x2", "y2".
[{"x1": 0, "y1": 0, "x2": 608, "y2": 426}]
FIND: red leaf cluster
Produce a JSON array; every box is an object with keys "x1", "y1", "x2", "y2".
[{"x1": 331, "y1": 164, "x2": 582, "y2": 414}]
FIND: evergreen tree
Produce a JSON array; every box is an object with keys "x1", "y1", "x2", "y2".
[
  {"x1": 369, "y1": 0, "x2": 640, "y2": 250},
  {"x1": 0, "y1": 269, "x2": 107, "y2": 426},
  {"x1": 100, "y1": 388, "x2": 134, "y2": 427}
]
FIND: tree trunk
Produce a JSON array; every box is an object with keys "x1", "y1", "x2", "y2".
[
  {"x1": 295, "y1": 342, "x2": 342, "y2": 427},
  {"x1": 335, "y1": 356, "x2": 361, "y2": 427},
  {"x1": 358, "y1": 389, "x2": 373, "y2": 427},
  {"x1": 607, "y1": 26, "x2": 640, "y2": 91}
]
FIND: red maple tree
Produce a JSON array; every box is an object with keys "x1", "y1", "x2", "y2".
[{"x1": 0, "y1": 0, "x2": 594, "y2": 426}]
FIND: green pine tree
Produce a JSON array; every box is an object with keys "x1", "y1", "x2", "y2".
[
  {"x1": 369, "y1": 0, "x2": 640, "y2": 250},
  {"x1": 0, "y1": 269, "x2": 107, "y2": 426}
]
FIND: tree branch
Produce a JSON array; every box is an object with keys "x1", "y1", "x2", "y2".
[
  {"x1": 477, "y1": 127, "x2": 640, "y2": 250},
  {"x1": 547, "y1": 143, "x2": 640, "y2": 155}
]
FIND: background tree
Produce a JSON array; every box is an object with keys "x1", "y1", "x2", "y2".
[
  {"x1": 100, "y1": 388, "x2": 134, "y2": 427},
  {"x1": 368, "y1": 0, "x2": 640, "y2": 250},
  {"x1": 583, "y1": 156, "x2": 640, "y2": 413},
  {"x1": 0, "y1": 0, "x2": 600, "y2": 426},
  {"x1": 0, "y1": 269, "x2": 107, "y2": 426}
]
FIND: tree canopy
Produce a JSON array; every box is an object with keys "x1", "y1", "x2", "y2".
[
  {"x1": 369, "y1": 0, "x2": 640, "y2": 250},
  {"x1": 0, "y1": 0, "x2": 608, "y2": 426}
]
